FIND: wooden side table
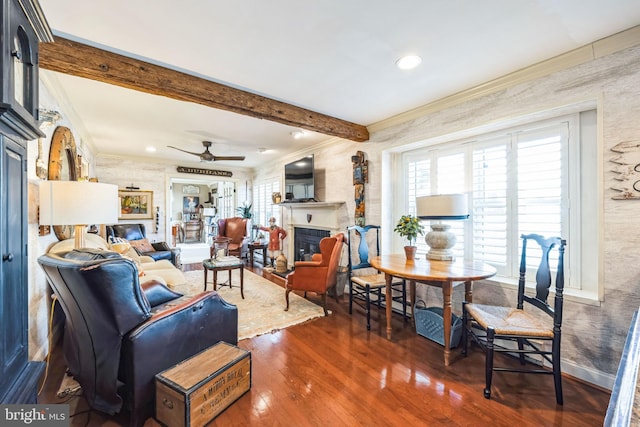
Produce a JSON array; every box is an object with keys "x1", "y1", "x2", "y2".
[
  {"x1": 248, "y1": 242, "x2": 268, "y2": 267},
  {"x1": 203, "y1": 256, "x2": 245, "y2": 299}
]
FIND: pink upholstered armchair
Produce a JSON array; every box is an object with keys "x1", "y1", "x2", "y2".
[
  {"x1": 285, "y1": 233, "x2": 345, "y2": 316},
  {"x1": 216, "y1": 217, "x2": 250, "y2": 259}
]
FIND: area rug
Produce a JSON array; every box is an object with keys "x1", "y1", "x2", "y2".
[{"x1": 170, "y1": 269, "x2": 326, "y2": 340}]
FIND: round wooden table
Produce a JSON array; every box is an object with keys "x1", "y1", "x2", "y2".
[{"x1": 371, "y1": 254, "x2": 496, "y2": 366}]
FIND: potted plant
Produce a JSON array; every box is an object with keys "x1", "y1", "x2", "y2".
[
  {"x1": 236, "y1": 201, "x2": 253, "y2": 219},
  {"x1": 394, "y1": 214, "x2": 425, "y2": 260}
]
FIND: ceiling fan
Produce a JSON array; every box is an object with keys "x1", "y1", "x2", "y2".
[{"x1": 167, "y1": 141, "x2": 245, "y2": 162}]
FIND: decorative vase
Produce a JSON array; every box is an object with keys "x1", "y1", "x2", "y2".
[
  {"x1": 275, "y1": 253, "x2": 288, "y2": 273},
  {"x1": 404, "y1": 245, "x2": 417, "y2": 261}
]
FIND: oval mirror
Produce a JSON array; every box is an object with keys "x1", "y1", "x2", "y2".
[{"x1": 47, "y1": 126, "x2": 78, "y2": 240}]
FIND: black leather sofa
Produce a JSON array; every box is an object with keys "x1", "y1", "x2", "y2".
[
  {"x1": 38, "y1": 249, "x2": 238, "y2": 427},
  {"x1": 105, "y1": 223, "x2": 180, "y2": 266}
]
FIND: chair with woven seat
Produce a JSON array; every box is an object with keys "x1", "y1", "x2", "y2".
[
  {"x1": 347, "y1": 225, "x2": 407, "y2": 330},
  {"x1": 462, "y1": 233, "x2": 566, "y2": 404}
]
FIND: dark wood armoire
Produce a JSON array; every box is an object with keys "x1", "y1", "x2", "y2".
[{"x1": 0, "y1": 0, "x2": 52, "y2": 403}]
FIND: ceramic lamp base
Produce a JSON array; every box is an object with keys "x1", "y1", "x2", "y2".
[{"x1": 425, "y1": 223, "x2": 456, "y2": 261}]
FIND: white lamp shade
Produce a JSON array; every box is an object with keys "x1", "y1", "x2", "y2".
[
  {"x1": 416, "y1": 194, "x2": 469, "y2": 220},
  {"x1": 40, "y1": 181, "x2": 119, "y2": 225},
  {"x1": 202, "y1": 208, "x2": 216, "y2": 216}
]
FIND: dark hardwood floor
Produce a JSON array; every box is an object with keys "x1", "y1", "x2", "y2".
[{"x1": 37, "y1": 263, "x2": 611, "y2": 426}]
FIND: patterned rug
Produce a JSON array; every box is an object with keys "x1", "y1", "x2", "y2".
[{"x1": 170, "y1": 269, "x2": 326, "y2": 340}]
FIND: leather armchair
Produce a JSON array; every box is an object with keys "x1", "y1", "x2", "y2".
[
  {"x1": 38, "y1": 249, "x2": 238, "y2": 427},
  {"x1": 217, "y1": 217, "x2": 250, "y2": 259},
  {"x1": 106, "y1": 223, "x2": 180, "y2": 266},
  {"x1": 285, "y1": 233, "x2": 345, "y2": 316}
]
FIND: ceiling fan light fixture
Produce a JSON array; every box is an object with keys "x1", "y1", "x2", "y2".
[
  {"x1": 167, "y1": 141, "x2": 245, "y2": 162},
  {"x1": 396, "y1": 54, "x2": 422, "y2": 70}
]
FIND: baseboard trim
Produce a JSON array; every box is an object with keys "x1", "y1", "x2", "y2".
[{"x1": 562, "y1": 358, "x2": 615, "y2": 391}]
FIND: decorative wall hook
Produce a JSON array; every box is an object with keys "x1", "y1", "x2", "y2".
[{"x1": 307, "y1": 214, "x2": 312, "y2": 223}]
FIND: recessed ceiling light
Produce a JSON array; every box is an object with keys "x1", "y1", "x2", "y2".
[
  {"x1": 396, "y1": 54, "x2": 422, "y2": 70},
  {"x1": 145, "y1": 146, "x2": 156, "y2": 152},
  {"x1": 257, "y1": 147, "x2": 267, "y2": 154},
  {"x1": 291, "y1": 130, "x2": 305, "y2": 139}
]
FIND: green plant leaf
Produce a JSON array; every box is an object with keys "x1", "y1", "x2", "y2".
[{"x1": 393, "y1": 214, "x2": 425, "y2": 246}]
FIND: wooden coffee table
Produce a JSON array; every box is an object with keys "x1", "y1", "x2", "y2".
[{"x1": 203, "y1": 256, "x2": 244, "y2": 299}]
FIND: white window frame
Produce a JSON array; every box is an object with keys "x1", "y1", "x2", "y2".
[
  {"x1": 252, "y1": 177, "x2": 281, "y2": 236},
  {"x1": 390, "y1": 109, "x2": 601, "y2": 305}
]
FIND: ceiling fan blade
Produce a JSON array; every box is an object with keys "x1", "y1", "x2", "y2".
[
  {"x1": 212, "y1": 155, "x2": 246, "y2": 161},
  {"x1": 167, "y1": 146, "x2": 203, "y2": 157}
]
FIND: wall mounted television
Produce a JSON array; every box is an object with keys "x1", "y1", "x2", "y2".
[{"x1": 284, "y1": 155, "x2": 316, "y2": 202}]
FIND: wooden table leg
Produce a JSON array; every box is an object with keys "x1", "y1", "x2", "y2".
[
  {"x1": 410, "y1": 280, "x2": 416, "y2": 327},
  {"x1": 240, "y1": 266, "x2": 244, "y2": 299},
  {"x1": 442, "y1": 280, "x2": 453, "y2": 366},
  {"x1": 464, "y1": 280, "x2": 473, "y2": 303},
  {"x1": 203, "y1": 268, "x2": 208, "y2": 291},
  {"x1": 385, "y1": 273, "x2": 393, "y2": 339},
  {"x1": 262, "y1": 247, "x2": 267, "y2": 265},
  {"x1": 213, "y1": 270, "x2": 218, "y2": 291},
  {"x1": 249, "y1": 249, "x2": 254, "y2": 267}
]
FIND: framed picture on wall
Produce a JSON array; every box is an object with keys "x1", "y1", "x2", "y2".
[
  {"x1": 119, "y1": 190, "x2": 153, "y2": 220},
  {"x1": 183, "y1": 196, "x2": 199, "y2": 213}
]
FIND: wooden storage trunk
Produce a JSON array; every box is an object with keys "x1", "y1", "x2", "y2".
[{"x1": 155, "y1": 341, "x2": 251, "y2": 427}]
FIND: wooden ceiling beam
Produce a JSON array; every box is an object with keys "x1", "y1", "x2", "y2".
[{"x1": 39, "y1": 36, "x2": 369, "y2": 142}]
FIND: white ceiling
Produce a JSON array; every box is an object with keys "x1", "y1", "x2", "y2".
[{"x1": 38, "y1": 0, "x2": 640, "y2": 168}]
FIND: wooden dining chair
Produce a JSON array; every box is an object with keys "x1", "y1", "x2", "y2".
[
  {"x1": 462, "y1": 234, "x2": 566, "y2": 404},
  {"x1": 347, "y1": 225, "x2": 408, "y2": 330}
]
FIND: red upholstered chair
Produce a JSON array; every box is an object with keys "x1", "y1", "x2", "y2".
[
  {"x1": 285, "y1": 233, "x2": 345, "y2": 316},
  {"x1": 217, "y1": 217, "x2": 250, "y2": 259}
]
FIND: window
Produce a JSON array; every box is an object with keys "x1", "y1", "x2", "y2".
[
  {"x1": 253, "y1": 179, "x2": 281, "y2": 234},
  {"x1": 398, "y1": 111, "x2": 599, "y2": 301},
  {"x1": 218, "y1": 182, "x2": 235, "y2": 218}
]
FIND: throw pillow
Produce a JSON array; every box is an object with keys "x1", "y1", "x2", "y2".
[{"x1": 130, "y1": 238, "x2": 156, "y2": 253}]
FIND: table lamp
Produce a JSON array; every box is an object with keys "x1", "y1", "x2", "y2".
[
  {"x1": 39, "y1": 181, "x2": 119, "y2": 249},
  {"x1": 416, "y1": 194, "x2": 469, "y2": 261}
]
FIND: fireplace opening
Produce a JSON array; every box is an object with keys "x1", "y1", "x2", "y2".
[{"x1": 294, "y1": 227, "x2": 330, "y2": 261}]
